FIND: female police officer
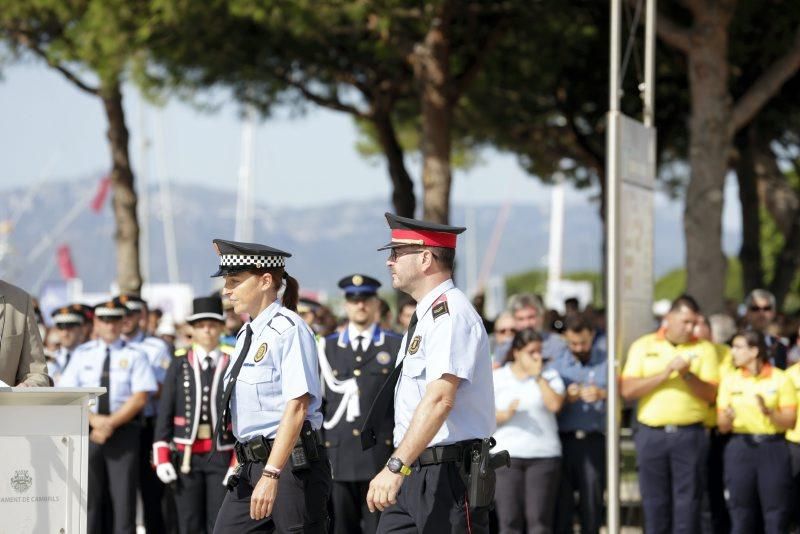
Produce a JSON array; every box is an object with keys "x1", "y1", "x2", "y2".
[
  {"x1": 210, "y1": 238, "x2": 331, "y2": 533},
  {"x1": 717, "y1": 329, "x2": 796, "y2": 534}
]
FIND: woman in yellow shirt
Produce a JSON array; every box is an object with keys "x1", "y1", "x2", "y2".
[{"x1": 717, "y1": 329, "x2": 797, "y2": 534}]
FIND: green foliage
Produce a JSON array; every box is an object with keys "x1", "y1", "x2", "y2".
[
  {"x1": 505, "y1": 270, "x2": 603, "y2": 306},
  {"x1": 654, "y1": 259, "x2": 744, "y2": 304}
]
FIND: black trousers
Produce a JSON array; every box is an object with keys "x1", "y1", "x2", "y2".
[
  {"x1": 494, "y1": 456, "x2": 561, "y2": 534},
  {"x1": 88, "y1": 423, "x2": 141, "y2": 534},
  {"x1": 724, "y1": 435, "x2": 792, "y2": 534},
  {"x1": 173, "y1": 450, "x2": 231, "y2": 534},
  {"x1": 704, "y1": 430, "x2": 730, "y2": 534},
  {"x1": 377, "y1": 462, "x2": 489, "y2": 534},
  {"x1": 788, "y1": 441, "x2": 800, "y2": 529},
  {"x1": 634, "y1": 424, "x2": 708, "y2": 534},
  {"x1": 213, "y1": 450, "x2": 332, "y2": 533},
  {"x1": 332, "y1": 479, "x2": 380, "y2": 534},
  {"x1": 555, "y1": 434, "x2": 604, "y2": 534},
  {"x1": 141, "y1": 416, "x2": 168, "y2": 533}
]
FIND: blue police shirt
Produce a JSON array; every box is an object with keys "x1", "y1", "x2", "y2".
[
  {"x1": 228, "y1": 300, "x2": 323, "y2": 441},
  {"x1": 550, "y1": 341, "x2": 607, "y2": 433},
  {"x1": 59, "y1": 339, "x2": 158, "y2": 413},
  {"x1": 127, "y1": 331, "x2": 172, "y2": 417}
]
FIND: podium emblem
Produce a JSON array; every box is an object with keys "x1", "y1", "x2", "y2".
[{"x1": 10, "y1": 470, "x2": 32, "y2": 493}]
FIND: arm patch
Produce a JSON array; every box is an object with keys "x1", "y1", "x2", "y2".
[{"x1": 432, "y1": 301, "x2": 449, "y2": 320}]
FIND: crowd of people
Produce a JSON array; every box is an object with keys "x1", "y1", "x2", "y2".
[{"x1": 8, "y1": 266, "x2": 800, "y2": 534}]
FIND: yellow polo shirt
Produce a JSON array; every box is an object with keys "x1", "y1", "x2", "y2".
[
  {"x1": 783, "y1": 363, "x2": 800, "y2": 443},
  {"x1": 704, "y1": 343, "x2": 734, "y2": 428},
  {"x1": 717, "y1": 364, "x2": 796, "y2": 435},
  {"x1": 622, "y1": 332, "x2": 719, "y2": 427}
]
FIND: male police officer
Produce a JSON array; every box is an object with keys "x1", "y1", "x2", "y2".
[
  {"x1": 59, "y1": 298, "x2": 158, "y2": 534},
  {"x1": 48, "y1": 304, "x2": 92, "y2": 384},
  {"x1": 119, "y1": 294, "x2": 173, "y2": 534},
  {"x1": 319, "y1": 274, "x2": 402, "y2": 534},
  {"x1": 153, "y1": 296, "x2": 236, "y2": 533},
  {"x1": 361, "y1": 213, "x2": 498, "y2": 533}
]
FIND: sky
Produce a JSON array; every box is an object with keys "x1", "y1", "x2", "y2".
[{"x1": 0, "y1": 61, "x2": 743, "y2": 233}]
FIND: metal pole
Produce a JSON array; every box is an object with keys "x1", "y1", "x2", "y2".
[
  {"x1": 607, "y1": 0, "x2": 622, "y2": 532},
  {"x1": 643, "y1": 0, "x2": 657, "y2": 126}
]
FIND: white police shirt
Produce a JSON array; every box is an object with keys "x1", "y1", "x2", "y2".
[
  {"x1": 48, "y1": 346, "x2": 72, "y2": 386},
  {"x1": 393, "y1": 279, "x2": 496, "y2": 447},
  {"x1": 127, "y1": 331, "x2": 172, "y2": 417},
  {"x1": 228, "y1": 300, "x2": 323, "y2": 441},
  {"x1": 59, "y1": 338, "x2": 158, "y2": 413}
]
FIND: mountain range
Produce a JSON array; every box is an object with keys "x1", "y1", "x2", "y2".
[{"x1": 0, "y1": 177, "x2": 742, "y2": 297}]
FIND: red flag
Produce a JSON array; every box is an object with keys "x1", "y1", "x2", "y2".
[
  {"x1": 57, "y1": 245, "x2": 77, "y2": 280},
  {"x1": 90, "y1": 176, "x2": 112, "y2": 213}
]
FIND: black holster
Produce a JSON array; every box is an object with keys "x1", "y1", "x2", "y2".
[
  {"x1": 460, "y1": 437, "x2": 510, "y2": 508},
  {"x1": 289, "y1": 420, "x2": 321, "y2": 472}
]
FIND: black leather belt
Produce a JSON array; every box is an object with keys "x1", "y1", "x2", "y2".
[
  {"x1": 415, "y1": 440, "x2": 481, "y2": 467},
  {"x1": 234, "y1": 436, "x2": 275, "y2": 463},
  {"x1": 642, "y1": 422, "x2": 703, "y2": 434},
  {"x1": 732, "y1": 433, "x2": 784, "y2": 444}
]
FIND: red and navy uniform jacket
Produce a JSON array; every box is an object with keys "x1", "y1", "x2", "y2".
[{"x1": 152, "y1": 345, "x2": 235, "y2": 466}]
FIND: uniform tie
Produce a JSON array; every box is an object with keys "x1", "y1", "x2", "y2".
[
  {"x1": 360, "y1": 312, "x2": 417, "y2": 450},
  {"x1": 98, "y1": 347, "x2": 111, "y2": 415},
  {"x1": 215, "y1": 325, "x2": 253, "y2": 444},
  {"x1": 355, "y1": 335, "x2": 365, "y2": 355},
  {"x1": 203, "y1": 355, "x2": 215, "y2": 381}
]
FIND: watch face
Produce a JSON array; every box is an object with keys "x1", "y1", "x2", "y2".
[{"x1": 387, "y1": 457, "x2": 402, "y2": 473}]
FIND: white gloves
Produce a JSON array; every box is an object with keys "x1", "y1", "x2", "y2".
[
  {"x1": 156, "y1": 462, "x2": 178, "y2": 484},
  {"x1": 222, "y1": 467, "x2": 236, "y2": 487}
]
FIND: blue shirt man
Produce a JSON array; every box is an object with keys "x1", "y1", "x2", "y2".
[{"x1": 551, "y1": 313, "x2": 608, "y2": 534}]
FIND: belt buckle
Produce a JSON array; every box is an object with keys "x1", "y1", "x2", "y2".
[
  {"x1": 752, "y1": 434, "x2": 765, "y2": 444},
  {"x1": 197, "y1": 424, "x2": 212, "y2": 439},
  {"x1": 664, "y1": 425, "x2": 678, "y2": 434},
  {"x1": 575, "y1": 430, "x2": 587, "y2": 440}
]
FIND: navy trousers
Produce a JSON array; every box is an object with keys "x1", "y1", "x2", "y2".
[
  {"x1": 724, "y1": 435, "x2": 792, "y2": 534},
  {"x1": 555, "y1": 433, "x2": 605, "y2": 534},
  {"x1": 634, "y1": 423, "x2": 708, "y2": 534}
]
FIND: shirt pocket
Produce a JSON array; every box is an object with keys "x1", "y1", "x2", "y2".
[
  {"x1": 239, "y1": 364, "x2": 281, "y2": 412},
  {"x1": 109, "y1": 368, "x2": 132, "y2": 400},
  {"x1": 402, "y1": 356, "x2": 426, "y2": 397}
]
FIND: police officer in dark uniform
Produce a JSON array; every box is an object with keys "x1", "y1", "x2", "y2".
[
  {"x1": 362, "y1": 214, "x2": 500, "y2": 534},
  {"x1": 209, "y1": 239, "x2": 332, "y2": 533},
  {"x1": 153, "y1": 296, "x2": 237, "y2": 533},
  {"x1": 318, "y1": 274, "x2": 402, "y2": 534},
  {"x1": 59, "y1": 298, "x2": 158, "y2": 534}
]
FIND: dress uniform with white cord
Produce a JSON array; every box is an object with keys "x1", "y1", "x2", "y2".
[
  {"x1": 209, "y1": 238, "x2": 332, "y2": 533},
  {"x1": 318, "y1": 274, "x2": 402, "y2": 534},
  {"x1": 59, "y1": 297, "x2": 158, "y2": 534},
  {"x1": 361, "y1": 213, "x2": 504, "y2": 534},
  {"x1": 153, "y1": 295, "x2": 237, "y2": 533}
]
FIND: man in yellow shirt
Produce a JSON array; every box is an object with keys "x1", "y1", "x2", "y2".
[
  {"x1": 782, "y1": 361, "x2": 800, "y2": 529},
  {"x1": 622, "y1": 295, "x2": 719, "y2": 534}
]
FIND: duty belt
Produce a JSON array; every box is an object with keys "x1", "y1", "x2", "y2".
[
  {"x1": 643, "y1": 422, "x2": 703, "y2": 434},
  {"x1": 733, "y1": 433, "x2": 784, "y2": 445},
  {"x1": 234, "y1": 436, "x2": 275, "y2": 463},
  {"x1": 415, "y1": 439, "x2": 481, "y2": 467}
]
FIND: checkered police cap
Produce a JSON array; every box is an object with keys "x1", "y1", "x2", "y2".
[{"x1": 210, "y1": 238, "x2": 292, "y2": 277}]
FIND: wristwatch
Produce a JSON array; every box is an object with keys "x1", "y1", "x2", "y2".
[{"x1": 386, "y1": 457, "x2": 412, "y2": 476}]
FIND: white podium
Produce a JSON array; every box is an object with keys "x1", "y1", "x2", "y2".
[{"x1": 0, "y1": 387, "x2": 105, "y2": 534}]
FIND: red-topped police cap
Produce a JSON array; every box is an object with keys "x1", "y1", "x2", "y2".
[{"x1": 378, "y1": 212, "x2": 466, "y2": 251}]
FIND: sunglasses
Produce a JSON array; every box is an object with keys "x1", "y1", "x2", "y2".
[
  {"x1": 388, "y1": 248, "x2": 425, "y2": 262},
  {"x1": 749, "y1": 305, "x2": 773, "y2": 312}
]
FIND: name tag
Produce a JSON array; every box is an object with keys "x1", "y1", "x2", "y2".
[{"x1": 242, "y1": 363, "x2": 255, "y2": 367}]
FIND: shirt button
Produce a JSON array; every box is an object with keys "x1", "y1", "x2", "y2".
[
  {"x1": 353, "y1": 369, "x2": 361, "y2": 377},
  {"x1": 385, "y1": 439, "x2": 392, "y2": 446},
  {"x1": 203, "y1": 395, "x2": 208, "y2": 401},
  {"x1": 352, "y1": 429, "x2": 360, "y2": 436},
  {"x1": 202, "y1": 415, "x2": 208, "y2": 421},
  {"x1": 183, "y1": 381, "x2": 190, "y2": 387},
  {"x1": 382, "y1": 369, "x2": 389, "y2": 375},
  {"x1": 333, "y1": 370, "x2": 338, "y2": 377},
  {"x1": 325, "y1": 441, "x2": 331, "y2": 447},
  {"x1": 203, "y1": 386, "x2": 210, "y2": 392},
  {"x1": 355, "y1": 356, "x2": 362, "y2": 363}
]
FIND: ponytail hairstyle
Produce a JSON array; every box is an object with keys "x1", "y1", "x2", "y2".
[{"x1": 250, "y1": 267, "x2": 300, "y2": 312}]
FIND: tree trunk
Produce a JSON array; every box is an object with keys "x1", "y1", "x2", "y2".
[
  {"x1": 102, "y1": 81, "x2": 142, "y2": 294},
  {"x1": 735, "y1": 126, "x2": 764, "y2": 294},
  {"x1": 373, "y1": 111, "x2": 417, "y2": 218},
  {"x1": 684, "y1": 14, "x2": 733, "y2": 314},
  {"x1": 413, "y1": 8, "x2": 453, "y2": 224}
]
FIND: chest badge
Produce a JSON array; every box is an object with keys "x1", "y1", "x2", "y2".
[
  {"x1": 254, "y1": 343, "x2": 268, "y2": 363},
  {"x1": 118, "y1": 358, "x2": 128, "y2": 369},
  {"x1": 408, "y1": 336, "x2": 422, "y2": 355},
  {"x1": 376, "y1": 351, "x2": 392, "y2": 365}
]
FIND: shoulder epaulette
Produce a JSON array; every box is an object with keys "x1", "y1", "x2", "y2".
[
  {"x1": 432, "y1": 294, "x2": 449, "y2": 320},
  {"x1": 267, "y1": 313, "x2": 296, "y2": 335}
]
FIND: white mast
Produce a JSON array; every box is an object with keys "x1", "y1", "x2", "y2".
[
  {"x1": 155, "y1": 113, "x2": 180, "y2": 284},
  {"x1": 137, "y1": 96, "x2": 151, "y2": 284},
  {"x1": 235, "y1": 106, "x2": 256, "y2": 242},
  {"x1": 547, "y1": 173, "x2": 565, "y2": 286}
]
